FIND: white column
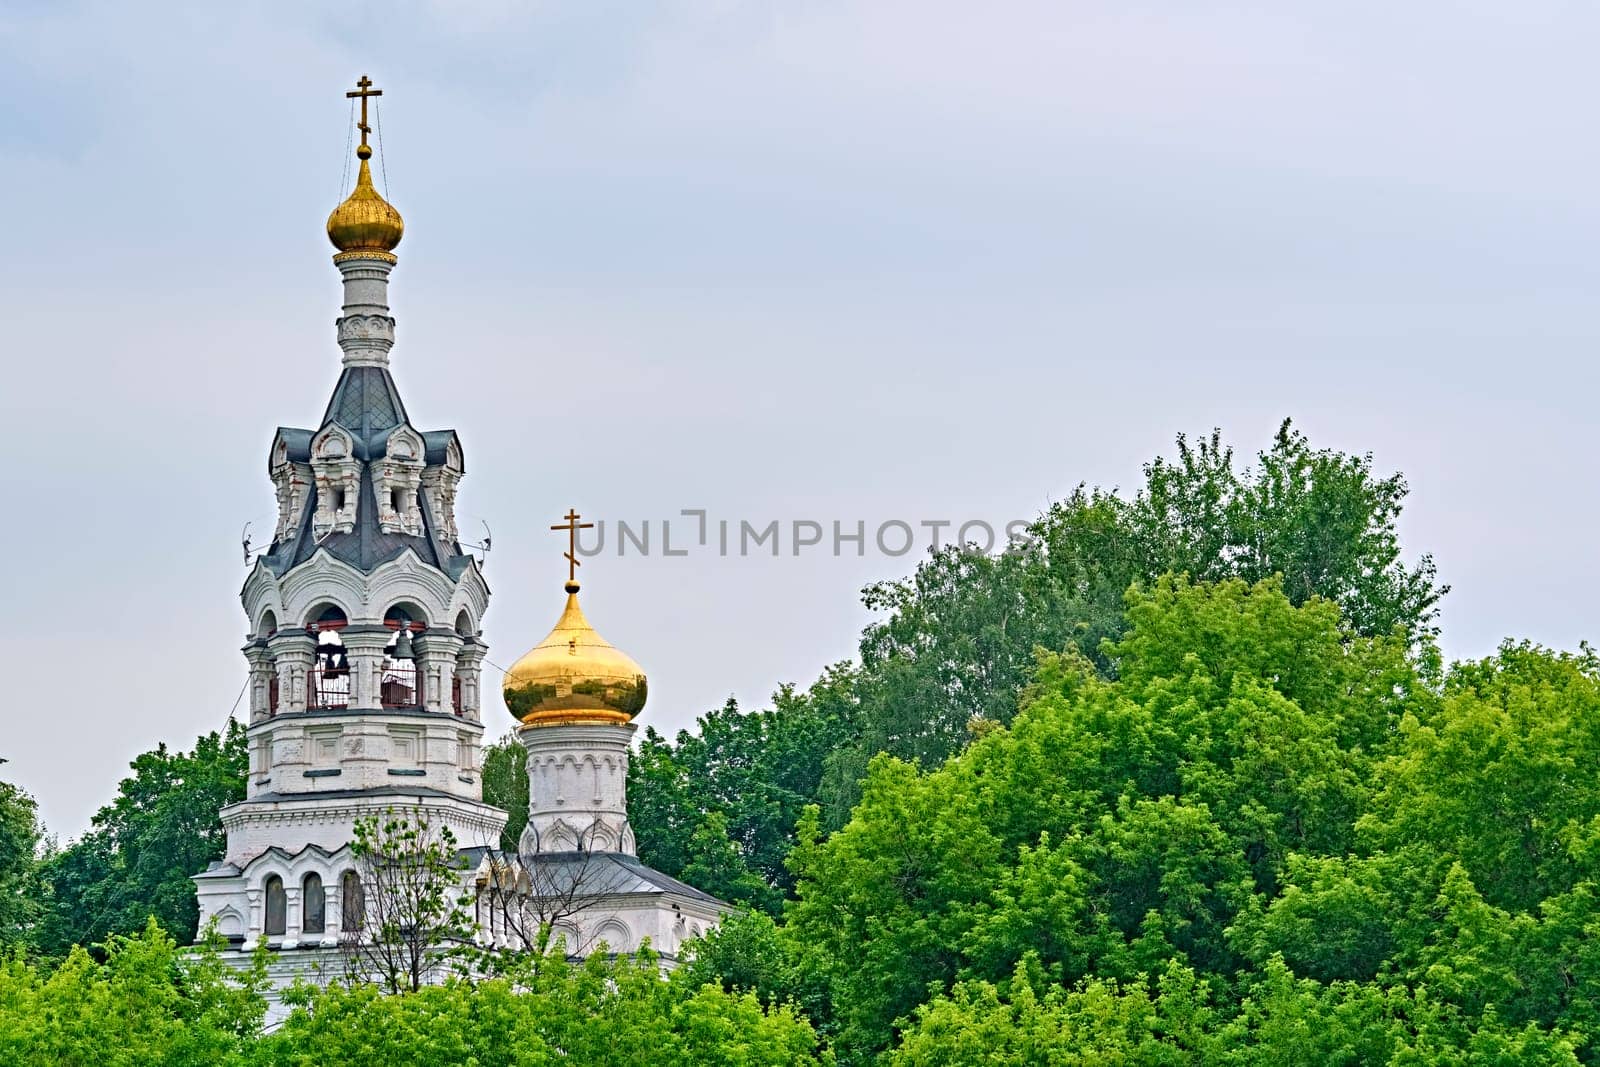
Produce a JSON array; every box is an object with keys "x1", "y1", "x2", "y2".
[
  {"x1": 416, "y1": 632, "x2": 464, "y2": 715},
  {"x1": 341, "y1": 625, "x2": 391, "y2": 710},
  {"x1": 325, "y1": 886, "x2": 343, "y2": 945},
  {"x1": 283, "y1": 884, "x2": 302, "y2": 949},
  {"x1": 268, "y1": 631, "x2": 315, "y2": 714},
  {"x1": 244, "y1": 642, "x2": 275, "y2": 723},
  {"x1": 456, "y1": 639, "x2": 486, "y2": 722}
]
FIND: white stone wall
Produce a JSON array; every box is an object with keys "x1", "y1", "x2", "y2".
[{"x1": 247, "y1": 710, "x2": 485, "y2": 799}]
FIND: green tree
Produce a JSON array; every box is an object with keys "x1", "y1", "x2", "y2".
[
  {"x1": 890, "y1": 960, "x2": 1217, "y2": 1066},
  {"x1": 781, "y1": 577, "x2": 1420, "y2": 1061},
  {"x1": 0, "y1": 774, "x2": 42, "y2": 950},
  {"x1": 1363, "y1": 641, "x2": 1600, "y2": 912},
  {"x1": 36, "y1": 721, "x2": 247, "y2": 955},
  {"x1": 480, "y1": 736, "x2": 528, "y2": 852},
  {"x1": 823, "y1": 420, "x2": 1442, "y2": 821},
  {"x1": 254, "y1": 947, "x2": 825, "y2": 1066},
  {"x1": 630, "y1": 422, "x2": 1441, "y2": 925},
  {"x1": 0, "y1": 919, "x2": 824, "y2": 1066},
  {"x1": 0, "y1": 919, "x2": 268, "y2": 1067},
  {"x1": 1240, "y1": 642, "x2": 1600, "y2": 1048},
  {"x1": 344, "y1": 808, "x2": 478, "y2": 994},
  {"x1": 628, "y1": 677, "x2": 861, "y2": 914}
]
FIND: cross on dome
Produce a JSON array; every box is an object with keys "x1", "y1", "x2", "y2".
[
  {"x1": 345, "y1": 74, "x2": 383, "y2": 149},
  {"x1": 550, "y1": 508, "x2": 596, "y2": 593}
]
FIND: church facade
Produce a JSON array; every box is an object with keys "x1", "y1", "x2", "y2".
[{"x1": 193, "y1": 79, "x2": 726, "y2": 999}]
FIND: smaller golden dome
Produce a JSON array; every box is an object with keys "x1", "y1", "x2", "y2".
[
  {"x1": 326, "y1": 146, "x2": 404, "y2": 259},
  {"x1": 503, "y1": 583, "x2": 648, "y2": 726}
]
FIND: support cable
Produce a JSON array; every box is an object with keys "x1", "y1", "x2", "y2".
[
  {"x1": 340, "y1": 95, "x2": 355, "y2": 199},
  {"x1": 375, "y1": 100, "x2": 390, "y2": 199}
]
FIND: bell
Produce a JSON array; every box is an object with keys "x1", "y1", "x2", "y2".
[{"x1": 392, "y1": 628, "x2": 417, "y2": 661}]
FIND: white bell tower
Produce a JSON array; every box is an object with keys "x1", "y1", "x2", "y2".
[{"x1": 194, "y1": 77, "x2": 505, "y2": 954}]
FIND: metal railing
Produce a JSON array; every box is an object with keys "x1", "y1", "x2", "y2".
[{"x1": 309, "y1": 666, "x2": 352, "y2": 710}]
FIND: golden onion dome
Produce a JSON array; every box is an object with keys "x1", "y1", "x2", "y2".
[
  {"x1": 326, "y1": 145, "x2": 404, "y2": 258},
  {"x1": 503, "y1": 582, "x2": 648, "y2": 726}
]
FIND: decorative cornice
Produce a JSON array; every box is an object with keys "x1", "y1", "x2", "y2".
[
  {"x1": 221, "y1": 795, "x2": 507, "y2": 841},
  {"x1": 247, "y1": 706, "x2": 484, "y2": 728},
  {"x1": 333, "y1": 251, "x2": 397, "y2": 264}
]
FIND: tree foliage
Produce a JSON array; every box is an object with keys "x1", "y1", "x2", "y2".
[
  {"x1": 344, "y1": 809, "x2": 478, "y2": 993},
  {"x1": 624, "y1": 422, "x2": 1446, "y2": 911},
  {"x1": 0, "y1": 921, "x2": 824, "y2": 1066},
  {"x1": 670, "y1": 579, "x2": 1600, "y2": 1064},
  {"x1": 780, "y1": 576, "x2": 1420, "y2": 1059},
  {"x1": 0, "y1": 920, "x2": 269, "y2": 1067},
  {"x1": 627, "y1": 679, "x2": 861, "y2": 913},
  {"x1": 35, "y1": 721, "x2": 247, "y2": 955},
  {"x1": 0, "y1": 776, "x2": 42, "y2": 951},
  {"x1": 480, "y1": 737, "x2": 527, "y2": 852},
  {"x1": 827, "y1": 419, "x2": 1443, "y2": 817}
]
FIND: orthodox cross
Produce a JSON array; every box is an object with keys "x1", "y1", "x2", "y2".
[
  {"x1": 346, "y1": 75, "x2": 383, "y2": 147},
  {"x1": 551, "y1": 508, "x2": 595, "y2": 587}
]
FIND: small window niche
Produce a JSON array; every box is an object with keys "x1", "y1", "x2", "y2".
[
  {"x1": 302, "y1": 873, "x2": 326, "y2": 935},
  {"x1": 264, "y1": 875, "x2": 286, "y2": 937}
]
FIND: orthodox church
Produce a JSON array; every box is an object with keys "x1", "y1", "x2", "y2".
[{"x1": 193, "y1": 78, "x2": 727, "y2": 997}]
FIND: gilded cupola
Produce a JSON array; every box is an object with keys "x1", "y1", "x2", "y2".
[
  {"x1": 503, "y1": 511, "x2": 648, "y2": 725},
  {"x1": 326, "y1": 76, "x2": 403, "y2": 260}
]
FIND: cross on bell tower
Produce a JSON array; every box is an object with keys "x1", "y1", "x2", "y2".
[{"x1": 346, "y1": 74, "x2": 383, "y2": 148}]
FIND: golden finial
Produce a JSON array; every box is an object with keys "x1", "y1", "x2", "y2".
[
  {"x1": 327, "y1": 75, "x2": 403, "y2": 261},
  {"x1": 550, "y1": 508, "x2": 596, "y2": 593}
]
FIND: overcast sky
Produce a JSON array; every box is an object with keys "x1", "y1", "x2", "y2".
[{"x1": 3, "y1": 1, "x2": 1598, "y2": 838}]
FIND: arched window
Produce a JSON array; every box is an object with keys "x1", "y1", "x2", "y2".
[
  {"x1": 309, "y1": 606, "x2": 350, "y2": 709},
  {"x1": 264, "y1": 875, "x2": 286, "y2": 937},
  {"x1": 381, "y1": 606, "x2": 422, "y2": 709},
  {"x1": 302, "y1": 873, "x2": 325, "y2": 935},
  {"x1": 341, "y1": 870, "x2": 363, "y2": 933}
]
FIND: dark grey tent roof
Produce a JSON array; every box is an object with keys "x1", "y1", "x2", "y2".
[{"x1": 261, "y1": 365, "x2": 472, "y2": 579}]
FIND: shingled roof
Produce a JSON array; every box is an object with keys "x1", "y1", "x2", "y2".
[{"x1": 261, "y1": 365, "x2": 473, "y2": 578}]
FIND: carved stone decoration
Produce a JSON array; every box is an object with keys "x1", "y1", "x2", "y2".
[
  {"x1": 373, "y1": 427, "x2": 425, "y2": 536},
  {"x1": 420, "y1": 465, "x2": 460, "y2": 543},
  {"x1": 271, "y1": 464, "x2": 310, "y2": 543},
  {"x1": 335, "y1": 313, "x2": 395, "y2": 345},
  {"x1": 309, "y1": 427, "x2": 360, "y2": 539}
]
